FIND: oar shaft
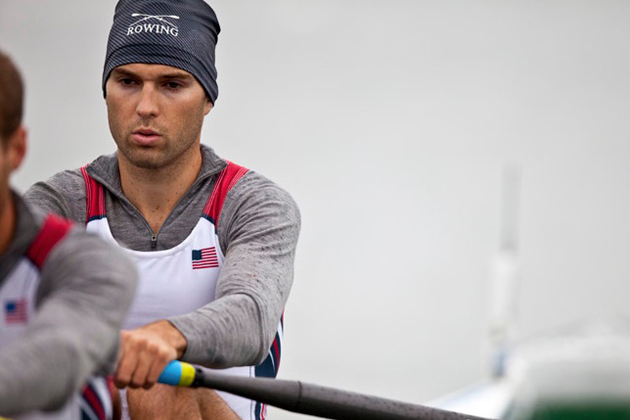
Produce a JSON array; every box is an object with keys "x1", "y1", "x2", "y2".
[{"x1": 158, "y1": 361, "x2": 495, "y2": 420}]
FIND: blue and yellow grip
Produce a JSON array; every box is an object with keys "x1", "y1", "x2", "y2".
[{"x1": 158, "y1": 360, "x2": 196, "y2": 387}]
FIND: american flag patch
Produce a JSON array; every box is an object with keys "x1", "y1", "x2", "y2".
[
  {"x1": 192, "y1": 247, "x2": 219, "y2": 270},
  {"x1": 5, "y1": 299, "x2": 28, "y2": 323}
]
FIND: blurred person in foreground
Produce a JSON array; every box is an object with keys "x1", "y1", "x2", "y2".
[
  {"x1": 24, "y1": 0, "x2": 301, "y2": 419},
  {"x1": 0, "y1": 49, "x2": 138, "y2": 419}
]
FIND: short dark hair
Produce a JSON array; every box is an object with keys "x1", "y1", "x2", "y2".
[{"x1": 0, "y1": 50, "x2": 24, "y2": 143}]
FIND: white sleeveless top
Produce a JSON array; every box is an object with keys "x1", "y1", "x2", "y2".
[
  {"x1": 81, "y1": 162, "x2": 282, "y2": 420},
  {"x1": 0, "y1": 215, "x2": 112, "y2": 420}
]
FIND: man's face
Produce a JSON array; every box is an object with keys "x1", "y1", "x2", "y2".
[{"x1": 105, "y1": 63, "x2": 212, "y2": 170}]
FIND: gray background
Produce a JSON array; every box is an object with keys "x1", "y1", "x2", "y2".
[{"x1": 2, "y1": 1, "x2": 630, "y2": 418}]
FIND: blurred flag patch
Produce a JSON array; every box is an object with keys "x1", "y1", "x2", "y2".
[{"x1": 5, "y1": 299, "x2": 27, "y2": 323}]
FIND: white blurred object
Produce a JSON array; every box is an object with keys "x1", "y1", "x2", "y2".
[
  {"x1": 507, "y1": 316, "x2": 630, "y2": 420},
  {"x1": 430, "y1": 167, "x2": 630, "y2": 420},
  {"x1": 488, "y1": 165, "x2": 521, "y2": 378}
]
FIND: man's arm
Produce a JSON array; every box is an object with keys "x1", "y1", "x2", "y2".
[
  {"x1": 115, "y1": 172, "x2": 300, "y2": 388},
  {"x1": 169, "y1": 172, "x2": 301, "y2": 368},
  {"x1": 0, "y1": 230, "x2": 137, "y2": 416}
]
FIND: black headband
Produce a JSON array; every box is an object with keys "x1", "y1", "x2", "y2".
[{"x1": 103, "y1": 0, "x2": 220, "y2": 103}]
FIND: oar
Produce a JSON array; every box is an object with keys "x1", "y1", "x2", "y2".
[{"x1": 158, "y1": 360, "x2": 496, "y2": 420}]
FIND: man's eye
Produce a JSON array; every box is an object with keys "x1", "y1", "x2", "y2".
[
  {"x1": 165, "y1": 81, "x2": 181, "y2": 89},
  {"x1": 119, "y1": 78, "x2": 136, "y2": 86}
]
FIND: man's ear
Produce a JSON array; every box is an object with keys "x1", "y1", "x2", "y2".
[
  {"x1": 8, "y1": 126, "x2": 27, "y2": 172},
  {"x1": 204, "y1": 99, "x2": 213, "y2": 116}
]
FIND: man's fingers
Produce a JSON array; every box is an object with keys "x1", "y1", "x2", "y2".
[
  {"x1": 129, "y1": 353, "x2": 153, "y2": 388},
  {"x1": 135, "y1": 348, "x2": 172, "y2": 389},
  {"x1": 115, "y1": 329, "x2": 177, "y2": 389},
  {"x1": 115, "y1": 348, "x2": 138, "y2": 388},
  {"x1": 115, "y1": 330, "x2": 141, "y2": 388},
  {"x1": 146, "y1": 356, "x2": 171, "y2": 387}
]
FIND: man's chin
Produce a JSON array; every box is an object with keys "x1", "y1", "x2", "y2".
[
  {"x1": 129, "y1": 158, "x2": 165, "y2": 170},
  {"x1": 118, "y1": 150, "x2": 166, "y2": 170}
]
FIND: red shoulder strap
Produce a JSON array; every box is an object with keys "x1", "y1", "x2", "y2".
[
  {"x1": 26, "y1": 214, "x2": 73, "y2": 269},
  {"x1": 203, "y1": 161, "x2": 249, "y2": 227},
  {"x1": 81, "y1": 166, "x2": 106, "y2": 224}
]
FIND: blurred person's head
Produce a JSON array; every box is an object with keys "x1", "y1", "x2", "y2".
[
  {"x1": 0, "y1": 50, "x2": 25, "y2": 145},
  {"x1": 0, "y1": 50, "x2": 28, "y2": 248}
]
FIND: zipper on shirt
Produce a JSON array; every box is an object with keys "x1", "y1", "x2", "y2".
[{"x1": 150, "y1": 234, "x2": 157, "y2": 250}]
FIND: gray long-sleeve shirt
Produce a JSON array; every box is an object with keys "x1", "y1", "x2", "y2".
[
  {"x1": 0, "y1": 193, "x2": 137, "y2": 416},
  {"x1": 24, "y1": 145, "x2": 300, "y2": 368}
]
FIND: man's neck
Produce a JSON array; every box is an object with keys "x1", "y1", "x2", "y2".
[{"x1": 118, "y1": 150, "x2": 202, "y2": 234}]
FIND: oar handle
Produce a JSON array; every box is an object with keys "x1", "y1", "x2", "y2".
[{"x1": 158, "y1": 360, "x2": 198, "y2": 386}]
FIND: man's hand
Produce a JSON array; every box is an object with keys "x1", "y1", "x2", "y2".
[{"x1": 115, "y1": 320, "x2": 188, "y2": 389}]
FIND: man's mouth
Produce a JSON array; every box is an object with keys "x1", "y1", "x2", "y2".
[
  {"x1": 131, "y1": 128, "x2": 161, "y2": 145},
  {"x1": 134, "y1": 128, "x2": 159, "y2": 136}
]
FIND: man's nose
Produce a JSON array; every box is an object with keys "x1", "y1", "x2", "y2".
[{"x1": 136, "y1": 85, "x2": 159, "y2": 117}]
